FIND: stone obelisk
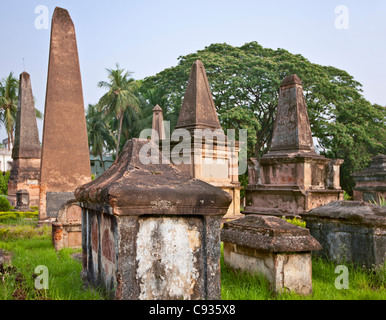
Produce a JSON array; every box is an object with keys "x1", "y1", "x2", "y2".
[
  {"x1": 39, "y1": 7, "x2": 91, "y2": 222},
  {"x1": 171, "y1": 60, "x2": 242, "y2": 220},
  {"x1": 268, "y1": 74, "x2": 316, "y2": 156},
  {"x1": 7, "y1": 72, "x2": 41, "y2": 207},
  {"x1": 175, "y1": 60, "x2": 222, "y2": 133},
  {"x1": 245, "y1": 74, "x2": 343, "y2": 218}
]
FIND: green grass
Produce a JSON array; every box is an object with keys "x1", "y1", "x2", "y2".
[
  {"x1": 0, "y1": 216, "x2": 104, "y2": 300},
  {"x1": 1, "y1": 215, "x2": 385, "y2": 300},
  {"x1": 220, "y1": 245, "x2": 386, "y2": 300}
]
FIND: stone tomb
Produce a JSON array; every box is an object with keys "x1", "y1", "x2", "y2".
[
  {"x1": 245, "y1": 75, "x2": 343, "y2": 218},
  {"x1": 75, "y1": 138, "x2": 232, "y2": 300},
  {"x1": 52, "y1": 199, "x2": 82, "y2": 251},
  {"x1": 353, "y1": 155, "x2": 386, "y2": 203},
  {"x1": 303, "y1": 201, "x2": 386, "y2": 268},
  {"x1": 221, "y1": 215, "x2": 322, "y2": 295}
]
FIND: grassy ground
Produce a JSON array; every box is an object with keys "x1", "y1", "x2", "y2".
[
  {"x1": 221, "y1": 252, "x2": 386, "y2": 300},
  {"x1": 0, "y1": 215, "x2": 385, "y2": 300},
  {"x1": 0, "y1": 214, "x2": 104, "y2": 300}
]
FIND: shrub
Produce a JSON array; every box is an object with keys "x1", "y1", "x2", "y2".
[
  {"x1": 343, "y1": 191, "x2": 352, "y2": 201},
  {"x1": 282, "y1": 216, "x2": 306, "y2": 228},
  {"x1": 0, "y1": 197, "x2": 11, "y2": 211},
  {"x1": 0, "y1": 211, "x2": 38, "y2": 223}
]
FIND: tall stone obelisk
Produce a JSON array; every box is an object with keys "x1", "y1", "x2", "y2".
[
  {"x1": 39, "y1": 7, "x2": 91, "y2": 222},
  {"x1": 245, "y1": 74, "x2": 343, "y2": 218},
  {"x1": 8, "y1": 72, "x2": 41, "y2": 207}
]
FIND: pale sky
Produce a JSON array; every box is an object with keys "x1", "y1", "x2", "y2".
[{"x1": 1, "y1": 0, "x2": 385, "y2": 142}]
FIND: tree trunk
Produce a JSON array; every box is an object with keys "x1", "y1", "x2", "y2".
[
  {"x1": 10, "y1": 130, "x2": 14, "y2": 150},
  {"x1": 99, "y1": 150, "x2": 106, "y2": 172},
  {"x1": 116, "y1": 112, "x2": 124, "y2": 158}
]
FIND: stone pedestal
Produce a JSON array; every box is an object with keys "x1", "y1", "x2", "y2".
[
  {"x1": 303, "y1": 201, "x2": 386, "y2": 268},
  {"x1": 15, "y1": 189, "x2": 31, "y2": 212},
  {"x1": 75, "y1": 138, "x2": 232, "y2": 300},
  {"x1": 52, "y1": 199, "x2": 82, "y2": 251},
  {"x1": 353, "y1": 155, "x2": 386, "y2": 203},
  {"x1": 221, "y1": 215, "x2": 322, "y2": 295},
  {"x1": 245, "y1": 75, "x2": 343, "y2": 218}
]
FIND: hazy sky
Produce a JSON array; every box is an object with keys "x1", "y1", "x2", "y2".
[{"x1": 1, "y1": 0, "x2": 385, "y2": 142}]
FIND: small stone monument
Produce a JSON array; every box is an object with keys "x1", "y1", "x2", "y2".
[
  {"x1": 39, "y1": 7, "x2": 91, "y2": 222},
  {"x1": 151, "y1": 104, "x2": 165, "y2": 141},
  {"x1": 7, "y1": 72, "x2": 41, "y2": 207},
  {"x1": 303, "y1": 201, "x2": 386, "y2": 268},
  {"x1": 245, "y1": 75, "x2": 344, "y2": 218},
  {"x1": 15, "y1": 189, "x2": 31, "y2": 212},
  {"x1": 352, "y1": 155, "x2": 386, "y2": 203},
  {"x1": 52, "y1": 199, "x2": 82, "y2": 251},
  {"x1": 169, "y1": 60, "x2": 242, "y2": 221},
  {"x1": 75, "y1": 138, "x2": 232, "y2": 300},
  {"x1": 221, "y1": 215, "x2": 322, "y2": 295}
]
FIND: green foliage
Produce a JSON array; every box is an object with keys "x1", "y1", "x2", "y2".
[
  {"x1": 0, "y1": 72, "x2": 18, "y2": 146},
  {"x1": 221, "y1": 249, "x2": 386, "y2": 300},
  {"x1": 97, "y1": 64, "x2": 141, "y2": 157},
  {"x1": 369, "y1": 195, "x2": 386, "y2": 207},
  {"x1": 0, "y1": 197, "x2": 11, "y2": 211},
  {"x1": 0, "y1": 211, "x2": 38, "y2": 223},
  {"x1": 1, "y1": 220, "x2": 385, "y2": 300},
  {"x1": 343, "y1": 191, "x2": 352, "y2": 201},
  {"x1": 0, "y1": 233, "x2": 104, "y2": 299},
  {"x1": 282, "y1": 216, "x2": 306, "y2": 228},
  {"x1": 0, "y1": 171, "x2": 10, "y2": 195},
  {"x1": 86, "y1": 103, "x2": 116, "y2": 172},
  {"x1": 0, "y1": 225, "x2": 48, "y2": 240}
]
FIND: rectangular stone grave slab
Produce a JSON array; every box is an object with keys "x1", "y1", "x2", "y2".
[
  {"x1": 221, "y1": 214, "x2": 322, "y2": 295},
  {"x1": 304, "y1": 201, "x2": 386, "y2": 268}
]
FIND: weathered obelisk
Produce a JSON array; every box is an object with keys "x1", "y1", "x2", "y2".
[
  {"x1": 171, "y1": 60, "x2": 242, "y2": 220},
  {"x1": 39, "y1": 7, "x2": 91, "y2": 222},
  {"x1": 8, "y1": 72, "x2": 41, "y2": 207},
  {"x1": 175, "y1": 60, "x2": 222, "y2": 133},
  {"x1": 245, "y1": 74, "x2": 344, "y2": 218}
]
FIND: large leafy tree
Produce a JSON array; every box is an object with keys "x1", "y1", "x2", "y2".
[
  {"x1": 142, "y1": 42, "x2": 386, "y2": 194},
  {"x1": 97, "y1": 64, "x2": 140, "y2": 157}
]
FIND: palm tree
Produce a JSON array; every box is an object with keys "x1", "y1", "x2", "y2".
[
  {"x1": 97, "y1": 64, "x2": 140, "y2": 157},
  {"x1": 0, "y1": 72, "x2": 18, "y2": 150},
  {"x1": 86, "y1": 104, "x2": 115, "y2": 171}
]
